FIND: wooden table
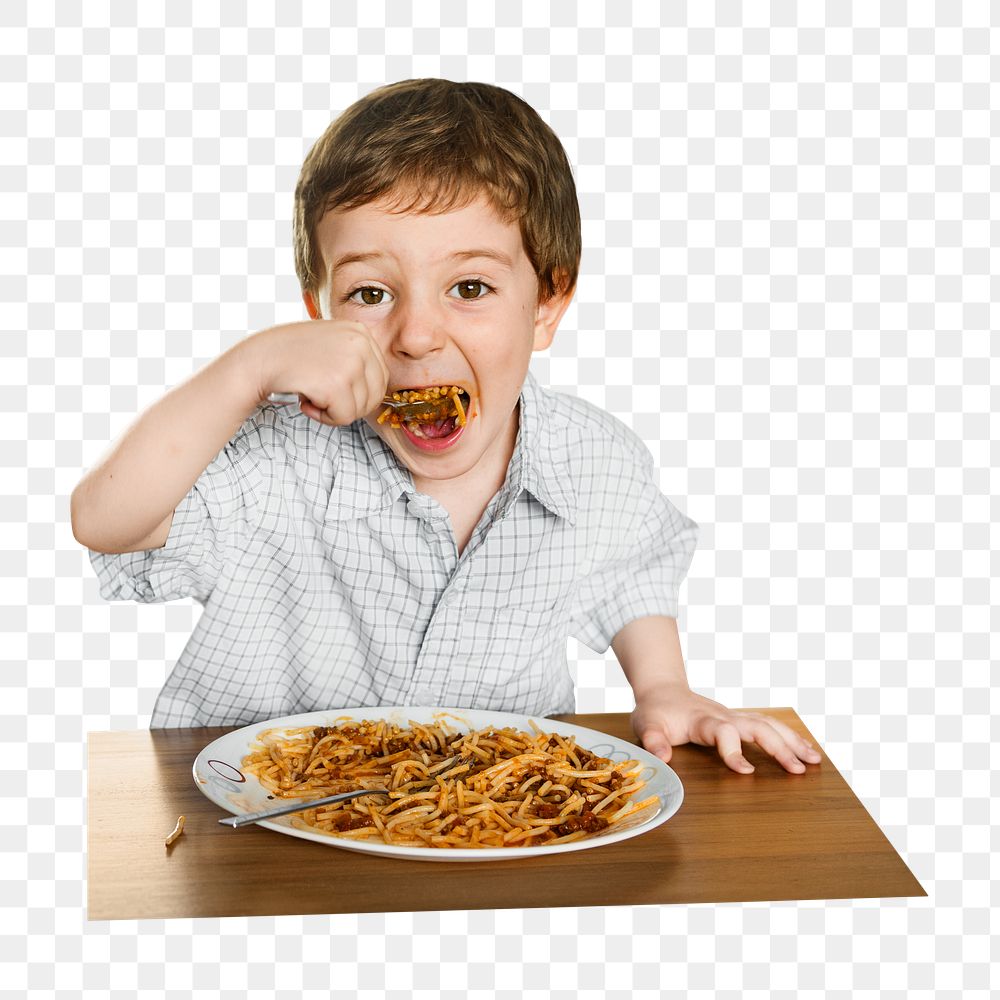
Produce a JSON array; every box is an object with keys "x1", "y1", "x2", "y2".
[{"x1": 87, "y1": 709, "x2": 926, "y2": 920}]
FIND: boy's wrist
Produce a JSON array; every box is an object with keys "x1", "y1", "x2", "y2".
[
  {"x1": 630, "y1": 677, "x2": 692, "y2": 704},
  {"x1": 234, "y1": 327, "x2": 281, "y2": 406},
  {"x1": 611, "y1": 616, "x2": 691, "y2": 701}
]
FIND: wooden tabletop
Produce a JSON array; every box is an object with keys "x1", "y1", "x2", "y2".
[{"x1": 87, "y1": 708, "x2": 925, "y2": 920}]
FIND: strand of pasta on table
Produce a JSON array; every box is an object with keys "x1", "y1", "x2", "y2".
[{"x1": 240, "y1": 718, "x2": 656, "y2": 848}]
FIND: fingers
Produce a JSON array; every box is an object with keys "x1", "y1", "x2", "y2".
[
  {"x1": 707, "y1": 721, "x2": 754, "y2": 774},
  {"x1": 742, "y1": 719, "x2": 810, "y2": 774},
  {"x1": 643, "y1": 736, "x2": 672, "y2": 764},
  {"x1": 317, "y1": 325, "x2": 385, "y2": 424},
  {"x1": 634, "y1": 722, "x2": 673, "y2": 764},
  {"x1": 699, "y1": 715, "x2": 821, "y2": 775},
  {"x1": 269, "y1": 320, "x2": 389, "y2": 427},
  {"x1": 757, "y1": 716, "x2": 822, "y2": 765},
  {"x1": 348, "y1": 372, "x2": 373, "y2": 423},
  {"x1": 362, "y1": 324, "x2": 391, "y2": 388},
  {"x1": 298, "y1": 396, "x2": 322, "y2": 423},
  {"x1": 629, "y1": 689, "x2": 822, "y2": 777},
  {"x1": 352, "y1": 325, "x2": 390, "y2": 417}
]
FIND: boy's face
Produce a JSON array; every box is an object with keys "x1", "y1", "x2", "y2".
[{"x1": 305, "y1": 195, "x2": 572, "y2": 490}]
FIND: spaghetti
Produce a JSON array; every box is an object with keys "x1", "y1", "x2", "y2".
[{"x1": 240, "y1": 717, "x2": 656, "y2": 848}]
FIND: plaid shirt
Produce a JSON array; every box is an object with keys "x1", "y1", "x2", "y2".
[{"x1": 90, "y1": 372, "x2": 698, "y2": 727}]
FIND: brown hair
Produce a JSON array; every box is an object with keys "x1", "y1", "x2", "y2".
[{"x1": 293, "y1": 79, "x2": 581, "y2": 302}]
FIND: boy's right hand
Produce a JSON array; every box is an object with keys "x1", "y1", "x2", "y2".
[{"x1": 250, "y1": 320, "x2": 390, "y2": 427}]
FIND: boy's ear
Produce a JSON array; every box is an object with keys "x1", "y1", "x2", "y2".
[
  {"x1": 532, "y1": 277, "x2": 575, "y2": 352},
  {"x1": 302, "y1": 289, "x2": 321, "y2": 319}
]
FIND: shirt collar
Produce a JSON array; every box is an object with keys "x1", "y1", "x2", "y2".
[
  {"x1": 504, "y1": 370, "x2": 577, "y2": 524},
  {"x1": 324, "y1": 421, "x2": 411, "y2": 522},
  {"x1": 324, "y1": 370, "x2": 576, "y2": 525}
]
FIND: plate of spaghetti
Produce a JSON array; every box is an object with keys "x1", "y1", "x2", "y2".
[{"x1": 193, "y1": 706, "x2": 683, "y2": 861}]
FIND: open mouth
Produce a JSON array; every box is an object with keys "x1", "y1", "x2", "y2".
[{"x1": 377, "y1": 385, "x2": 472, "y2": 439}]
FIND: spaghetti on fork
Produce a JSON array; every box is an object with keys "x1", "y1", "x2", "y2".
[
  {"x1": 377, "y1": 385, "x2": 469, "y2": 429},
  {"x1": 240, "y1": 718, "x2": 656, "y2": 848}
]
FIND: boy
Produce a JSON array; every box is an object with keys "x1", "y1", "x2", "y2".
[{"x1": 71, "y1": 80, "x2": 819, "y2": 775}]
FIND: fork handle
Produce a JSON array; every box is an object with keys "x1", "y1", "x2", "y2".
[{"x1": 218, "y1": 788, "x2": 386, "y2": 828}]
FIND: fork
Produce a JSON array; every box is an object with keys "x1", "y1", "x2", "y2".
[
  {"x1": 218, "y1": 753, "x2": 467, "y2": 828},
  {"x1": 266, "y1": 392, "x2": 456, "y2": 420},
  {"x1": 218, "y1": 787, "x2": 388, "y2": 828}
]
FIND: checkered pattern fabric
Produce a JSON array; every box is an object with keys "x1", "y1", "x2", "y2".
[
  {"x1": 3, "y1": 2, "x2": 994, "y2": 996},
  {"x1": 89, "y1": 373, "x2": 696, "y2": 726}
]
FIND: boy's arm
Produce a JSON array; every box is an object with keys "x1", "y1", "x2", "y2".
[
  {"x1": 71, "y1": 319, "x2": 388, "y2": 554},
  {"x1": 611, "y1": 615, "x2": 822, "y2": 774},
  {"x1": 71, "y1": 342, "x2": 261, "y2": 554}
]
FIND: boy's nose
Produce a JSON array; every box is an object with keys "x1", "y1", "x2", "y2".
[{"x1": 386, "y1": 301, "x2": 448, "y2": 360}]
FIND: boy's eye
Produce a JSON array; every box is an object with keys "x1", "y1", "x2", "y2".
[
  {"x1": 349, "y1": 287, "x2": 391, "y2": 305},
  {"x1": 450, "y1": 280, "x2": 491, "y2": 300}
]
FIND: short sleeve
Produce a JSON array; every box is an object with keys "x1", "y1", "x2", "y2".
[
  {"x1": 569, "y1": 439, "x2": 698, "y2": 653},
  {"x1": 88, "y1": 424, "x2": 263, "y2": 605}
]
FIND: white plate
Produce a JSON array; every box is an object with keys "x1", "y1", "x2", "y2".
[{"x1": 193, "y1": 706, "x2": 683, "y2": 862}]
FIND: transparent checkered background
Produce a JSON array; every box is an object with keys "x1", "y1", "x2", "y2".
[{"x1": 2, "y1": 1, "x2": 995, "y2": 995}]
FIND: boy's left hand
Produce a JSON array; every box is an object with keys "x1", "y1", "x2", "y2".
[{"x1": 632, "y1": 684, "x2": 823, "y2": 774}]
